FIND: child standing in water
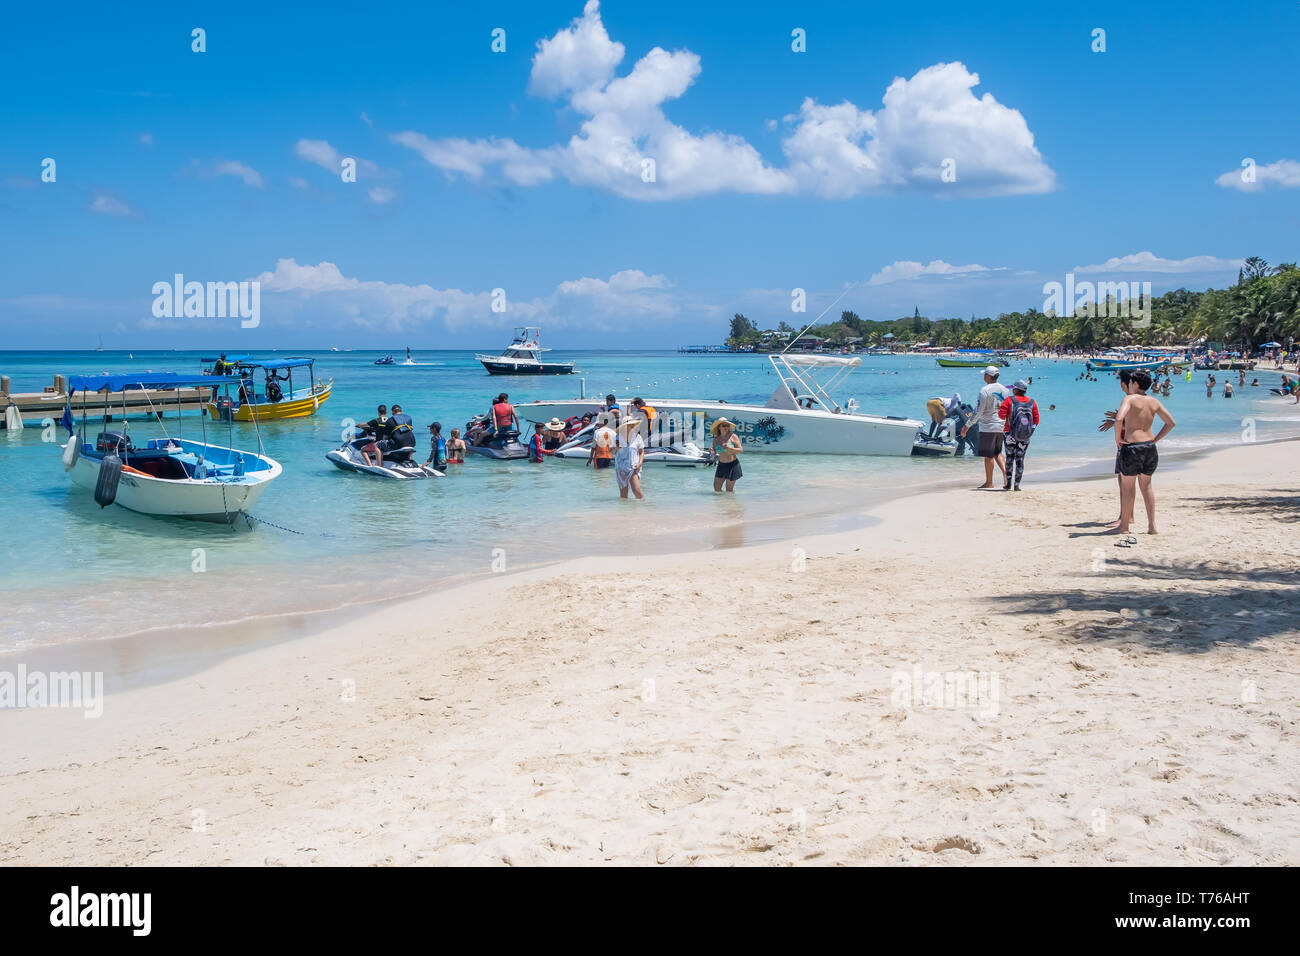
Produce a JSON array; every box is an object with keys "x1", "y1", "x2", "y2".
[{"x1": 446, "y1": 428, "x2": 466, "y2": 463}]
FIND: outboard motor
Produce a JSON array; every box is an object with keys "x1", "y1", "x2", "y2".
[
  {"x1": 96, "y1": 431, "x2": 131, "y2": 454},
  {"x1": 214, "y1": 396, "x2": 236, "y2": 422},
  {"x1": 94, "y1": 452, "x2": 123, "y2": 508}
]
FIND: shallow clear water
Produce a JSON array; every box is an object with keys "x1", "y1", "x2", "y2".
[{"x1": 2, "y1": 349, "x2": 1296, "y2": 650}]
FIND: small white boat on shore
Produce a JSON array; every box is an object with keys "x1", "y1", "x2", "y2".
[
  {"x1": 61, "y1": 373, "x2": 281, "y2": 523},
  {"x1": 523, "y1": 354, "x2": 921, "y2": 456}
]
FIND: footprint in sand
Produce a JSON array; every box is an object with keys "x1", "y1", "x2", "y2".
[{"x1": 912, "y1": 835, "x2": 981, "y2": 855}]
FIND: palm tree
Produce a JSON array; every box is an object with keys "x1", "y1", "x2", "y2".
[{"x1": 1243, "y1": 256, "x2": 1270, "y2": 281}]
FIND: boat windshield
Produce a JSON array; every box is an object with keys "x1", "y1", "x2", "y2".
[{"x1": 765, "y1": 354, "x2": 862, "y2": 413}]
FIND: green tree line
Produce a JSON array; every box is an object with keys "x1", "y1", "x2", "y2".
[{"x1": 726, "y1": 258, "x2": 1300, "y2": 351}]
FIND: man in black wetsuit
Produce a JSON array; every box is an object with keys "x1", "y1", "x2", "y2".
[{"x1": 386, "y1": 404, "x2": 417, "y2": 461}]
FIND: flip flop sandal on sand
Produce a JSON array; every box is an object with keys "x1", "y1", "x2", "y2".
[{"x1": 1114, "y1": 536, "x2": 1138, "y2": 548}]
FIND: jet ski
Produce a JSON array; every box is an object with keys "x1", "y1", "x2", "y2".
[
  {"x1": 912, "y1": 403, "x2": 978, "y2": 457},
  {"x1": 552, "y1": 421, "x2": 714, "y2": 466},
  {"x1": 911, "y1": 427, "x2": 957, "y2": 457},
  {"x1": 374, "y1": 355, "x2": 396, "y2": 366},
  {"x1": 326, "y1": 437, "x2": 443, "y2": 478},
  {"x1": 463, "y1": 414, "x2": 528, "y2": 460}
]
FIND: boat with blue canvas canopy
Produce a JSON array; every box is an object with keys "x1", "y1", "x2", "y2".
[
  {"x1": 61, "y1": 372, "x2": 282, "y2": 523},
  {"x1": 202, "y1": 355, "x2": 332, "y2": 422}
]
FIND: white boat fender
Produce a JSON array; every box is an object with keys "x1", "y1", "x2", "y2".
[
  {"x1": 94, "y1": 453, "x2": 123, "y2": 508},
  {"x1": 61, "y1": 436, "x2": 80, "y2": 471},
  {"x1": 3, "y1": 403, "x2": 21, "y2": 431}
]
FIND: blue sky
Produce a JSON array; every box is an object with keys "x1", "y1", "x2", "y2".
[{"x1": 1, "y1": 0, "x2": 1297, "y2": 348}]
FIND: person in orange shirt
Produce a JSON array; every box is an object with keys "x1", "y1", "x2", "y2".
[{"x1": 587, "y1": 415, "x2": 616, "y2": 470}]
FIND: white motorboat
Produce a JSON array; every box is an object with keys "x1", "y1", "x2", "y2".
[
  {"x1": 551, "y1": 421, "x2": 713, "y2": 466},
  {"x1": 326, "y1": 437, "x2": 444, "y2": 479},
  {"x1": 477, "y1": 327, "x2": 574, "y2": 375},
  {"x1": 62, "y1": 373, "x2": 281, "y2": 523},
  {"x1": 521, "y1": 354, "x2": 921, "y2": 456}
]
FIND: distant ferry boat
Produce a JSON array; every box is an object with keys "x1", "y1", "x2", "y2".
[{"x1": 477, "y1": 327, "x2": 574, "y2": 375}]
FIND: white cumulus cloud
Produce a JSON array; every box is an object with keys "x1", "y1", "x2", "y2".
[
  {"x1": 249, "y1": 259, "x2": 675, "y2": 333},
  {"x1": 213, "y1": 160, "x2": 265, "y2": 188},
  {"x1": 89, "y1": 194, "x2": 133, "y2": 217},
  {"x1": 294, "y1": 139, "x2": 380, "y2": 179},
  {"x1": 392, "y1": 3, "x2": 1053, "y2": 202},
  {"x1": 867, "y1": 260, "x2": 992, "y2": 285},
  {"x1": 528, "y1": 0, "x2": 625, "y2": 98},
  {"x1": 783, "y1": 63, "x2": 1054, "y2": 197},
  {"x1": 1215, "y1": 158, "x2": 1300, "y2": 192},
  {"x1": 391, "y1": 132, "x2": 555, "y2": 186},
  {"x1": 294, "y1": 139, "x2": 341, "y2": 170},
  {"x1": 1072, "y1": 252, "x2": 1244, "y2": 275},
  {"x1": 553, "y1": 269, "x2": 676, "y2": 320}
]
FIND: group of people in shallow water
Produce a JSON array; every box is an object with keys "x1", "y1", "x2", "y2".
[
  {"x1": 1204, "y1": 368, "x2": 1273, "y2": 399},
  {"x1": 353, "y1": 403, "x2": 466, "y2": 470},
  {"x1": 504, "y1": 392, "x2": 744, "y2": 498},
  {"x1": 435, "y1": 391, "x2": 744, "y2": 498}
]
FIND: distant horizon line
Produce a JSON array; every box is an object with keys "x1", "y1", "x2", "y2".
[{"x1": 0, "y1": 347, "x2": 722, "y2": 353}]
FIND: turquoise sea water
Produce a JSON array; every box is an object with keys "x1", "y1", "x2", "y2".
[{"x1": 2, "y1": 349, "x2": 1297, "y2": 650}]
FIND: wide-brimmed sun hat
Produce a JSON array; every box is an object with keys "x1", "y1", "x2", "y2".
[
  {"x1": 709, "y1": 418, "x2": 735, "y2": 435},
  {"x1": 617, "y1": 417, "x2": 643, "y2": 433},
  {"x1": 545, "y1": 417, "x2": 566, "y2": 430},
  {"x1": 1012, "y1": 379, "x2": 1029, "y2": 391}
]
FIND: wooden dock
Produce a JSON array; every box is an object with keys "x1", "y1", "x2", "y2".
[{"x1": 1, "y1": 374, "x2": 215, "y2": 429}]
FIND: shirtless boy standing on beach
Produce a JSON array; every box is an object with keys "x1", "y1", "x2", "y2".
[{"x1": 1113, "y1": 369, "x2": 1175, "y2": 535}]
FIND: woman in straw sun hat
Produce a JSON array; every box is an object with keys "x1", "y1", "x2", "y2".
[
  {"x1": 614, "y1": 417, "x2": 645, "y2": 499},
  {"x1": 710, "y1": 418, "x2": 743, "y2": 493},
  {"x1": 543, "y1": 417, "x2": 568, "y2": 451}
]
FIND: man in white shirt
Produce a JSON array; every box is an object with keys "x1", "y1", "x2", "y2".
[
  {"x1": 587, "y1": 414, "x2": 617, "y2": 470},
  {"x1": 960, "y1": 366, "x2": 1010, "y2": 489}
]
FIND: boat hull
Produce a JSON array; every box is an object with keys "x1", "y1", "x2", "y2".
[
  {"x1": 208, "y1": 381, "x2": 332, "y2": 422},
  {"x1": 520, "y1": 400, "x2": 920, "y2": 456},
  {"x1": 325, "y1": 443, "x2": 442, "y2": 479},
  {"x1": 936, "y1": 358, "x2": 1009, "y2": 368},
  {"x1": 68, "y1": 441, "x2": 280, "y2": 522},
  {"x1": 480, "y1": 360, "x2": 574, "y2": 375}
]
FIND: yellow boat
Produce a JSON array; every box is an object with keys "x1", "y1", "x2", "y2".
[{"x1": 204, "y1": 356, "x2": 332, "y2": 422}]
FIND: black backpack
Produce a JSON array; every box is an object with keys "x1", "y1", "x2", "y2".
[{"x1": 1007, "y1": 397, "x2": 1036, "y2": 441}]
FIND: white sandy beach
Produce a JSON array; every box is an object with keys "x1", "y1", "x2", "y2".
[{"x1": 2, "y1": 439, "x2": 1297, "y2": 866}]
